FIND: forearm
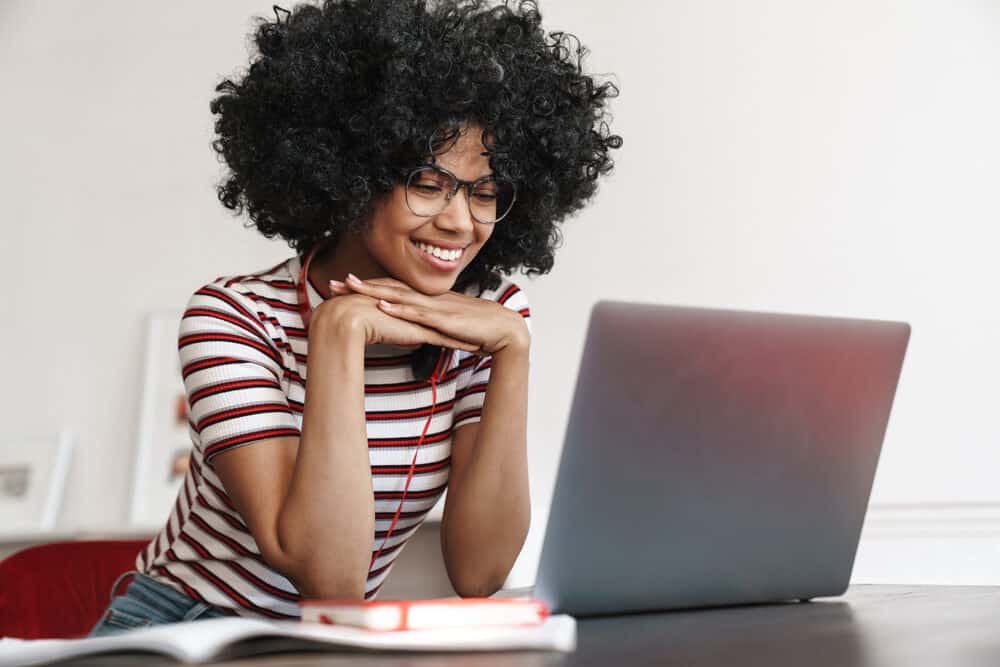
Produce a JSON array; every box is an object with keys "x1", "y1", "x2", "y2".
[
  {"x1": 442, "y1": 343, "x2": 531, "y2": 597},
  {"x1": 277, "y1": 316, "x2": 374, "y2": 599}
]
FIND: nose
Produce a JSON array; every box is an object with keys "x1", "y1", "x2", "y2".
[{"x1": 434, "y1": 187, "x2": 476, "y2": 234}]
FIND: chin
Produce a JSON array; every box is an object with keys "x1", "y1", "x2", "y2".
[
  {"x1": 410, "y1": 276, "x2": 457, "y2": 296},
  {"x1": 385, "y1": 266, "x2": 452, "y2": 296}
]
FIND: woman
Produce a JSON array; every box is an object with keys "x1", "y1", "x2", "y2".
[{"x1": 91, "y1": 0, "x2": 620, "y2": 635}]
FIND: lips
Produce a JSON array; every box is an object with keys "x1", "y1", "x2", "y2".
[
  {"x1": 412, "y1": 240, "x2": 465, "y2": 260},
  {"x1": 411, "y1": 239, "x2": 469, "y2": 251},
  {"x1": 411, "y1": 240, "x2": 463, "y2": 272}
]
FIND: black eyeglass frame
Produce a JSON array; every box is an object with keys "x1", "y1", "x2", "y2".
[{"x1": 402, "y1": 164, "x2": 517, "y2": 224}]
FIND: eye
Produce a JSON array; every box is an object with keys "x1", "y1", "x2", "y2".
[
  {"x1": 472, "y1": 182, "x2": 498, "y2": 201},
  {"x1": 411, "y1": 170, "x2": 451, "y2": 192}
]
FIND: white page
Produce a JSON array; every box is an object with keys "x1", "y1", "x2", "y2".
[{"x1": 0, "y1": 615, "x2": 576, "y2": 666}]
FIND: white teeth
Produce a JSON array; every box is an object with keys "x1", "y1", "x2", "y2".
[{"x1": 415, "y1": 241, "x2": 462, "y2": 262}]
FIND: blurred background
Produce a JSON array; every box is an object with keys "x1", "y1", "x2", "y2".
[{"x1": 2, "y1": 0, "x2": 999, "y2": 591}]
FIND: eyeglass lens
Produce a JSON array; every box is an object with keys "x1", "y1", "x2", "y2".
[{"x1": 405, "y1": 167, "x2": 515, "y2": 223}]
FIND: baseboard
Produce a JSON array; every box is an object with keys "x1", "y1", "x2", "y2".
[
  {"x1": 863, "y1": 501, "x2": 1000, "y2": 539},
  {"x1": 852, "y1": 502, "x2": 1000, "y2": 585}
]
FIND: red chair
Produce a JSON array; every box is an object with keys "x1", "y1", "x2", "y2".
[{"x1": 0, "y1": 540, "x2": 148, "y2": 639}]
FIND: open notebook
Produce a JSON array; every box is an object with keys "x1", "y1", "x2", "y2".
[{"x1": 0, "y1": 616, "x2": 576, "y2": 666}]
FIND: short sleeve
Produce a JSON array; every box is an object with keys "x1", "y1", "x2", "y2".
[
  {"x1": 452, "y1": 279, "x2": 531, "y2": 432},
  {"x1": 179, "y1": 283, "x2": 300, "y2": 462}
]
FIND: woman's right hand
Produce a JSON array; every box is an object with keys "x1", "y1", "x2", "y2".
[{"x1": 314, "y1": 292, "x2": 482, "y2": 353}]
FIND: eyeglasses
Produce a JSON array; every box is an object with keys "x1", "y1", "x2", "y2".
[{"x1": 403, "y1": 164, "x2": 517, "y2": 224}]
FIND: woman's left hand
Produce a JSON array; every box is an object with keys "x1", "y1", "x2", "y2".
[{"x1": 330, "y1": 274, "x2": 529, "y2": 355}]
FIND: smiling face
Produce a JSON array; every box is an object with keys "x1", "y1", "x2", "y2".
[{"x1": 358, "y1": 124, "x2": 496, "y2": 295}]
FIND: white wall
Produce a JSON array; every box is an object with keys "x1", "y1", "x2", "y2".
[
  {"x1": 1, "y1": 1, "x2": 292, "y2": 535},
  {"x1": 3, "y1": 1, "x2": 999, "y2": 586}
]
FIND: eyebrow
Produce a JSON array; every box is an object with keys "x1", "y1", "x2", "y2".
[{"x1": 432, "y1": 164, "x2": 494, "y2": 182}]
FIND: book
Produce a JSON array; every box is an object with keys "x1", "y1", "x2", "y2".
[
  {"x1": 0, "y1": 615, "x2": 575, "y2": 666},
  {"x1": 300, "y1": 597, "x2": 549, "y2": 631}
]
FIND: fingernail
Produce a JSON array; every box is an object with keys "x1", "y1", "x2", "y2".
[
  {"x1": 347, "y1": 273, "x2": 362, "y2": 284},
  {"x1": 329, "y1": 279, "x2": 344, "y2": 288},
  {"x1": 378, "y1": 299, "x2": 392, "y2": 309}
]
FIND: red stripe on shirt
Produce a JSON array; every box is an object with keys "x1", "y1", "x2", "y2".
[
  {"x1": 189, "y1": 378, "x2": 284, "y2": 406},
  {"x1": 196, "y1": 403, "x2": 294, "y2": 431},
  {"x1": 204, "y1": 428, "x2": 302, "y2": 459},
  {"x1": 179, "y1": 332, "x2": 281, "y2": 366}
]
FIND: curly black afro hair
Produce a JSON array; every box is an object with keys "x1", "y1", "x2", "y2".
[{"x1": 210, "y1": 0, "x2": 622, "y2": 294}]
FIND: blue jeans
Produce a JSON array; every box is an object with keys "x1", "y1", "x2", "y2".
[{"x1": 88, "y1": 571, "x2": 228, "y2": 637}]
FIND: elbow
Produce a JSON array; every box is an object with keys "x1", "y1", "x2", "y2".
[
  {"x1": 454, "y1": 581, "x2": 503, "y2": 599},
  {"x1": 260, "y1": 545, "x2": 368, "y2": 601},
  {"x1": 297, "y1": 575, "x2": 368, "y2": 601},
  {"x1": 282, "y1": 560, "x2": 369, "y2": 601},
  {"x1": 449, "y1": 568, "x2": 508, "y2": 599},
  {"x1": 269, "y1": 513, "x2": 372, "y2": 600},
  {"x1": 441, "y1": 523, "x2": 529, "y2": 599}
]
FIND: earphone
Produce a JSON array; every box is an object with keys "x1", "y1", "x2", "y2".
[{"x1": 295, "y1": 243, "x2": 442, "y2": 583}]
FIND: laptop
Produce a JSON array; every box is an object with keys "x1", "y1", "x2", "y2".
[{"x1": 532, "y1": 300, "x2": 910, "y2": 617}]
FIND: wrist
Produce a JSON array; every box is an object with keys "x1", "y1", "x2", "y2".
[
  {"x1": 494, "y1": 316, "x2": 530, "y2": 356},
  {"x1": 492, "y1": 334, "x2": 530, "y2": 363},
  {"x1": 311, "y1": 300, "x2": 370, "y2": 350}
]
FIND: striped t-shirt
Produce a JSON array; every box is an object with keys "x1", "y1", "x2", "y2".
[{"x1": 137, "y1": 255, "x2": 530, "y2": 618}]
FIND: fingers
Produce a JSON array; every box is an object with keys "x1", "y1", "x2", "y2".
[
  {"x1": 394, "y1": 313, "x2": 478, "y2": 352},
  {"x1": 331, "y1": 278, "x2": 447, "y2": 328},
  {"x1": 326, "y1": 277, "x2": 478, "y2": 352},
  {"x1": 358, "y1": 276, "x2": 408, "y2": 288},
  {"x1": 354, "y1": 291, "x2": 480, "y2": 352},
  {"x1": 335, "y1": 274, "x2": 423, "y2": 304},
  {"x1": 394, "y1": 310, "x2": 477, "y2": 351},
  {"x1": 375, "y1": 299, "x2": 437, "y2": 326}
]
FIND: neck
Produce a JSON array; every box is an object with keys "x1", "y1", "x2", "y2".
[{"x1": 307, "y1": 231, "x2": 387, "y2": 299}]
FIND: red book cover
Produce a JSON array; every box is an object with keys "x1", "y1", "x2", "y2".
[{"x1": 300, "y1": 597, "x2": 550, "y2": 632}]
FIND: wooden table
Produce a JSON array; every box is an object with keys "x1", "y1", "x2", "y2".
[{"x1": 73, "y1": 585, "x2": 1000, "y2": 666}]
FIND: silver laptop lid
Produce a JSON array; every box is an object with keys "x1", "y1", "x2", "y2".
[{"x1": 534, "y1": 301, "x2": 910, "y2": 617}]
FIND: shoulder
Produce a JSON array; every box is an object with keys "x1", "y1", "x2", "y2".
[
  {"x1": 213, "y1": 257, "x2": 298, "y2": 303},
  {"x1": 183, "y1": 257, "x2": 299, "y2": 330},
  {"x1": 189, "y1": 258, "x2": 298, "y2": 312},
  {"x1": 464, "y1": 276, "x2": 531, "y2": 345},
  {"x1": 467, "y1": 277, "x2": 530, "y2": 316}
]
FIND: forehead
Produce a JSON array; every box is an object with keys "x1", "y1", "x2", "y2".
[{"x1": 432, "y1": 126, "x2": 492, "y2": 177}]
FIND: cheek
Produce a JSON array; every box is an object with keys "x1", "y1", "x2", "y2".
[
  {"x1": 366, "y1": 199, "x2": 418, "y2": 257},
  {"x1": 470, "y1": 228, "x2": 494, "y2": 258},
  {"x1": 475, "y1": 224, "x2": 494, "y2": 248}
]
